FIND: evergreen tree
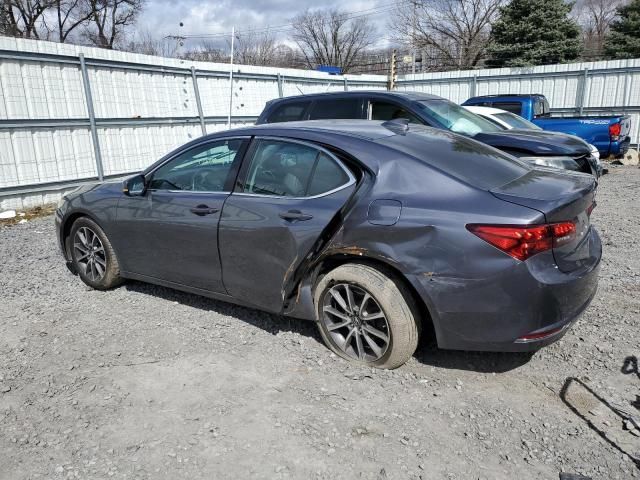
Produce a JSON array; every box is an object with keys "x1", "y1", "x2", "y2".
[
  {"x1": 486, "y1": 0, "x2": 581, "y2": 67},
  {"x1": 604, "y1": 0, "x2": 640, "y2": 59}
]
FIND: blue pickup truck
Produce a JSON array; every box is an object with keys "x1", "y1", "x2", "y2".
[{"x1": 462, "y1": 94, "x2": 632, "y2": 158}]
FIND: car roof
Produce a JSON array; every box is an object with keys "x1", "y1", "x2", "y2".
[
  {"x1": 209, "y1": 119, "x2": 404, "y2": 141},
  {"x1": 266, "y1": 90, "x2": 442, "y2": 104}
]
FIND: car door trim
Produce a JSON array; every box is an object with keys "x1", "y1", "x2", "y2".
[{"x1": 233, "y1": 136, "x2": 356, "y2": 200}]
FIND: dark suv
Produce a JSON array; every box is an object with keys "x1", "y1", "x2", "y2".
[{"x1": 256, "y1": 91, "x2": 599, "y2": 176}]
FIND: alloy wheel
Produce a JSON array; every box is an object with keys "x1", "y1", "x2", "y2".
[
  {"x1": 321, "y1": 283, "x2": 390, "y2": 362},
  {"x1": 73, "y1": 227, "x2": 107, "y2": 282}
]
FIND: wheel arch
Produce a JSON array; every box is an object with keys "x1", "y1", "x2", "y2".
[
  {"x1": 289, "y1": 252, "x2": 437, "y2": 346},
  {"x1": 61, "y1": 211, "x2": 105, "y2": 260}
]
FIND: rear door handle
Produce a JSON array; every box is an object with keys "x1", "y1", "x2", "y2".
[
  {"x1": 190, "y1": 204, "x2": 219, "y2": 216},
  {"x1": 279, "y1": 209, "x2": 313, "y2": 221}
]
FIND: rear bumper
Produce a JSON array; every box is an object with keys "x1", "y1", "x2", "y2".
[
  {"x1": 609, "y1": 136, "x2": 631, "y2": 157},
  {"x1": 410, "y1": 228, "x2": 601, "y2": 352}
]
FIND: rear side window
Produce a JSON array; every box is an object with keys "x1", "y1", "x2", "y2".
[
  {"x1": 242, "y1": 139, "x2": 352, "y2": 197},
  {"x1": 492, "y1": 102, "x2": 523, "y2": 115},
  {"x1": 307, "y1": 153, "x2": 350, "y2": 196},
  {"x1": 268, "y1": 101, "x2": 310, "y2": 123},
  {"x1": 533, "y1": 98, "x2": 550, "y2": 118},
  {"x1": 308, "y1": 98, "x2": 362, "y2": 120}
]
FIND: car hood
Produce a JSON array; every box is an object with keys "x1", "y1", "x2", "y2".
[{"x1": 474, "y1": 129, "x2": 592, "y2": 156}]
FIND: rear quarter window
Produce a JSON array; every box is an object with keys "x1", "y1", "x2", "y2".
[
  {"x1": 378, "y1": 128, "x2": 530, "y2": 190},
  {"x1": 267, "y1": 101, "x2": 310, "y2": 123},
  {"x1": 308, "y1": 98, "x2": 362, "y2": 120},
  {"x1": 492, "y1": 102, "x2": 523, "y2": 115}
]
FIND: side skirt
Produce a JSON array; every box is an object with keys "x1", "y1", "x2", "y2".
[{"x1": 120, "y1": 270, "x2": 314, "y2": 321}]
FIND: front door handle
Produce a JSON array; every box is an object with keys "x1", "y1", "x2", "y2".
[
  {"x1": 190, "y1": 204, "x2": 219, "y2": 216},
  {"x1": 279, "y1": 209, "x2": 313, "y2": 221}
]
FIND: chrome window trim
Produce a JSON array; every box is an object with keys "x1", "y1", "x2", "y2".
[
  {"x1": 145, "y1": 135, "x2": 251, "y2": 195},
  {"x1": 148, "y1": 189, "x2": 230, "y2": 195},
  {"x1": 236, "y1": 136, "x2": 356, "y2": 200}
]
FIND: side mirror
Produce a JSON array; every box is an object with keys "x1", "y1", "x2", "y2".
[{"x1": 123, "y1": 174, "x2": 147, "y2": 196}]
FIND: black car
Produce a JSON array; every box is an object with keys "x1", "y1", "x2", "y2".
[
  {"x1": 55, "y1": 121, "x2": 601, "y2": 369},
  {"x1": 256, "y1": 91, "x2": 600, "y2": 176}
]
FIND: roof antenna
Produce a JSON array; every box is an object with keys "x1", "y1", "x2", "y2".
[{"x1": 381, "y1": 118, "x2": 410, "y2": 135}]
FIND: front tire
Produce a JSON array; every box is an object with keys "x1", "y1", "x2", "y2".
[
  {"x1": 314, "y1": 264, "x2": 420, "y2": 369},
  {"x1": 69, "y1": 217, "x2": 123, "y2": 290}
]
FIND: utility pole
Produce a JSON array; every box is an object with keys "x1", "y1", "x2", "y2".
[
  {"x1": 227, "y1": 26, "x2": 235, "y2": 129},
  {"x1": 388, "y1": 49, "x2": 397, "y2": 90},
  {"x1": 411, "y1": 0, "x2": 417, "y2": 75}
]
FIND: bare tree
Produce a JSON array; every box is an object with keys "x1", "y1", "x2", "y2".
[
  {"x1": 83, "y1": 0, "x2": 143, "y2": 49},
  {"x1": 1, "y1": 0, "x2": 54, "y2": 38},
  {"x1": 183, "y1": 40, "x2": 228, "y2": 62},
  {"x1": 291, "y1": 9, "x2": 375, "y2": 73},
  {"x1": 573, "y1": 0, "x2": 624, "y2": 58},
  {"x1": 122, "y1": 30, "x2": 180, "y2": 57},
  {"x1": 52, "y1": 0, "x2": 93, "y2": 42},
  {"x1": 234, "y1": 31, "x2": 279, "y2": 66},
  {"x1": 0, "y1": 0, "x2": 12, "y2": 35},
  {"x1": 391, "y1": 0, "x2": 503, "y2": 70}
]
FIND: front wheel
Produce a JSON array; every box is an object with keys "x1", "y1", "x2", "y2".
[
  {"x1": 69, "y1": 217, "x2": 123, "y2": 290},
  {"x1": 314, "y1": 264, "x2": 420, "y2": 369}
]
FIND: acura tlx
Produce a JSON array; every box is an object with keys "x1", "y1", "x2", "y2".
[{"x1": 55, "y1": 120, "x2": 601, "y2": 369}]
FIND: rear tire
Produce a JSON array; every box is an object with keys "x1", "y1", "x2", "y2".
[
  {"x1": 314, "y1": 263, "x2": 420, "y2": 369},
  {"x1": 69, "y1": 217, "x2": 123, "y2": 290}
]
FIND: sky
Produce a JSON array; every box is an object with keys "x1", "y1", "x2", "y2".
[{"x1": 135, "y1": 0, "x2": 394, "y2": 50}]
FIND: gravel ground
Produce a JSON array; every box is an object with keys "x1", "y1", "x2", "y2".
[{"x1": 1, "y1": 166, "x2": 639, "y2": 480}]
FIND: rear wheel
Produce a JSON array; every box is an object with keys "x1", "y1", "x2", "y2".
[
  {"x1": 314, "y1": 264, "x2": 420, "y2": 369},
  {"x1": 69, "y1": 217, "x2": 123, "y2": 290}
]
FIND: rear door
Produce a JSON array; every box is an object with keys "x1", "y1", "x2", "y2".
[
  {"x1": 115, "y1": 137, "x2": 248, "y2": 292},
  {"x1": 219, "y1": 137, "x2": 356, "y2": 312}
]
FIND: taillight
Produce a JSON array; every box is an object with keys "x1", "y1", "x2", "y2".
[
  {"x1": 609, "y1": 122, "x2": 621, "y2": 140},
  {"x1": 467, "y1": 222, "x2": 576, "y2": 261}
]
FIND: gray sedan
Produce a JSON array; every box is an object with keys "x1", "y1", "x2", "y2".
[{"x1": 55, "y1": 120, "x2": 601, "y2": 369}]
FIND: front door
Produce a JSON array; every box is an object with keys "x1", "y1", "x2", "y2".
[
  {"x1": 115, "y1": 137, "x2": 248, "y2": 293},
  {"x1": 219, "y1": 138, "x2": 356, "y2": 312}
]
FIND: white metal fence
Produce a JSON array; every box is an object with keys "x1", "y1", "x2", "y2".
[{"x1": 1, "y1": 36, "x2": 639, "y2": 209}]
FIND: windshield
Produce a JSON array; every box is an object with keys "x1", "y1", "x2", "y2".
[
  {"x1": 495, "y1": 112, "x2": 542, "y2": 130},
  {"x1": 414, "y1": 100, "x2": 502, "y2": 136}
]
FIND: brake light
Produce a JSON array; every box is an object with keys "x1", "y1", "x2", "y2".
[
  {"x1": 466, "y1": 222, "x2": 576, "y2": 261},
  {"x1": 609, "y1": 122, "x2": 621, "y2": 140}
]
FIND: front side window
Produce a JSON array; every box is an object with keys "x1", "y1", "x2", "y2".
[
  {"x1": 308, "y1": 98, "x2": 362, "y2": 120},
  {"x1": 268, "y1": 101, "x2": 310, "y2": 123},
  {"x1": 242, "y1": 139, "x2": 351, "y2": 197},
  {"x1": 370, "y1": 101, "x2": 422, "y2": 124},
  {"x1": 149, "y1": 139, "x2": 244, "y2": 192},
  {"x1": 414, "y1": 99, "x2": 502, "y2": 136}
]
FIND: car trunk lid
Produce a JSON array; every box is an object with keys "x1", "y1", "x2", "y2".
[{"x1": 490, "y1": 168, "x2": 596, "y2": 273}]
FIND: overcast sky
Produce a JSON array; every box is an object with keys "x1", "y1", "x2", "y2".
[{"x1": 136, "y1": 0, "x2": 392, "y2": 49}]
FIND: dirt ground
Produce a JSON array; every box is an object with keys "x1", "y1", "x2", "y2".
[{"x1": 1, "y1": 166, "x2": 639, "y2": 480}]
